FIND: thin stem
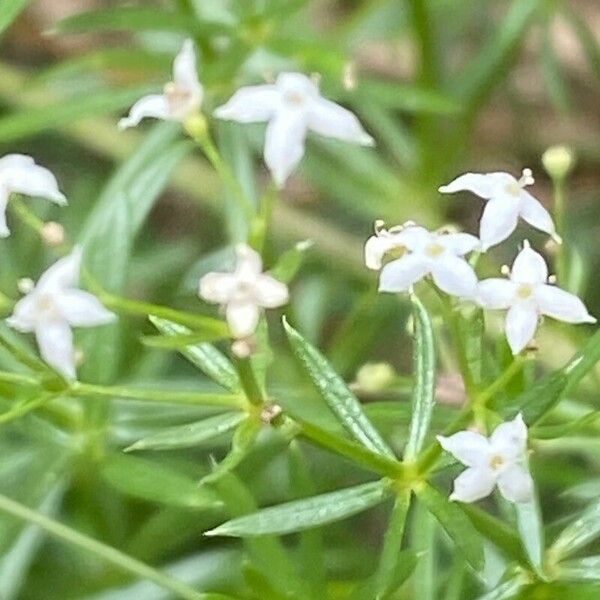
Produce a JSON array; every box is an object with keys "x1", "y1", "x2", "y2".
[
  {"x1": 553, "y1": 177, "x2": 567, "y2": 286},
  {"x1": 0, "y1": 370, "x2": 40, "y2": 386},
  {"x1": 235, "y1": 357, "x2": 266, "y2": 407},
  {"x1": 0, "y1": 393, "x2": 58, "y2": 425},
  {"x1": 0, "y1": 493, "x2": 208, "y2": 600},
  {"x1": 249, "y1": 183, "x2": 278, "y2": 256}
]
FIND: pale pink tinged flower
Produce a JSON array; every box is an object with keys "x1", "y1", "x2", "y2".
[
  {"x1": 0, "y1": 154, "x2": 66, "y2": 237},
  {"x1": 437, "y1": 414, "x2": 534, "y2": 504},
  {"x1": 6, "y1": 247, "x2": 116, "y2": 379},
  {"x1": 439, "y1": 169, "x2": 559, "y2": 251},
  {"x1": 476, "y1": 243, "x2": 596, "y2": 355},
  {"x1": 214, "y1": 72, "x2": 374, "y2": 187},
  {"x1": 369, "y1": 223, "x2": 480, "y2": 299},
  {"x1": 119, "y1": 39, "x2": 203, "y2": 129},
  {"x1": 199, "y1": 244, "x2": 289, "y2": 339}
]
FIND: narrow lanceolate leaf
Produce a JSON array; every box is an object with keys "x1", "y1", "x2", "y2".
[
  {"x1": 269, "y1": 240, "x2": 313, "y2": 283},
  {"x1": 283, "y1": 317, "x2": 394, "y2": 459},
  {"x1": 142, "y1": 330, "x2": 229, "y2": 349},
  {"x1": 151, "y1": 316, "x2": 240, "y2": 393},
  {"x1": 0, "y1": 0, "x2": 29, "y2": 37},
  {"x1": 557, "y1": 556, "x2": 600, "y2": 582},
  {"x1": 102, "y1": 454, "x2": 221, "y2": 510},
  {"x1": 416, "y1": 483, "x2": 484, "y2": 571},
  {"x1": 475, "y1": 573, "x2": 530, "y2": 600},
  {"x1": 514, "y1": 493, "x2": 545, "y2": 576},
  {"x1": 404, "y1": 295, "x2": 436, "y2": 461},
  {"x1": 125, "y1": 412, "x2": 246, "y2": 452},
  {"x1": 550, "y1": 497, "x2": 600, "y2": 559},
  {"x1": 206, "y1": 480, "x2": 392, "y2": 537}
]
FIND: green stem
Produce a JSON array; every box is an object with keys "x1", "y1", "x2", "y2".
[
  {"x1": 235, "y1": 357, "x2": 266, "y2": 407},
  {"x1": 0, "y1": 393, "x2": 58, "y2": 425},
  {"x1": 553, "y1": 177, "x2": 567, "y2": 286},
  {"x1": 249, "y1": 183, "x2": 277, "y2": 256},
  {"x1": 0, "y1": 493, "x2": 208, "y2": 600},
  {"x1": 0, "y1": 370, "x2": 40, "y2": 386}
]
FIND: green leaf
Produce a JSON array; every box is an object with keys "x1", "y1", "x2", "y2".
[
  {"x1": 557, "y1": 556, "x2": 600, "y2": 582},
  {"x1": 0, "y1": 0, "x2": 29, "y2": 37},
  {"x1": 475, "y1": 573, "x2": 530, "y2": 600},
  {"x1": 404, "y1": 295, "x2": 436, "y2": 461},
  {"x1": 125, "y1": 412, "x2": 246, "y2": 452},
  {"x1": 457, "y1": 306, "x2": 486, "y2": 389},
  {"x1": 102, "y1": 454, "x2": 221, "y2": 510},
  {"x1": 269, "y1": 240, "x2": 313, "y2": 284},
  {"x1": 514, "y1": 494, "x2": 545, "y2": 576},
  {"x1": 531, "y1": 411, "x2": 600, "y2": 440},
  {"x1": 142, "y1": 330, "x2": 228, "y2": 349},
  {"x1": 550, "y1": 497, "x2": 600, "y2": 559},
  {"x1": 206, "y1": 479, "x2": 392, "y2": 537},
  {"x1": 151, "y1": 316, "x2": 241, "y2": 393},
  {"x1": 415, "y1": 483, "x2": 484, "y2": 571},
  {"x1": 283, "y1": 317, "x2": 395, "y2": 459}
]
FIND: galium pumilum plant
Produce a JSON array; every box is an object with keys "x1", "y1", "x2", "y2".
[{"x1": 1, "y1": 34, "x2": 600, "y2": 600}]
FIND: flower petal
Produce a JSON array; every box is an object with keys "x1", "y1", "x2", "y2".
[
  {"x1": 505, "y1": 303, "x2": 538, "y2": 355},
  {"x1": 510, "y1": 246, "x2": 548, "y2": 284},
  {"x1": 199, "y1": 272, "x2": 237, "y2": 304},
  {"x1": 6, "y1": 294, "x2": 38, "y2": 332},
  {"x1": 479, "y1": 198, "x2": 520, "y2": 251},
  {"x1": 307, "y1": 97, "x2": 374, "y2": 146},
  {"x1": 37, "y1": 247, "x2": 82, "y2": 294},
  {"x1": 173, "y1": 39, "x2": 202, "y2": 100},
  {"x1": 264, "y1": 109, "x2": 308, "y2": 187},
  {"x1": 535, "y1": 284, "x2": 596, "y2": 324},
  {"x1": 226, "y1": 300, "x2": 260, "y2": 339},
  {"x1": 214, "y1": 85, "x2": 280, "y2": 123},
  {"x1": 35, "y1": 319, "x2": 75, "y2": 379},
  {"x1": 450, "y1": 467, "x2": 497, "y2": 503},
  {"x1": 378, "y1": 254, "x2": 429, "y2": 293},
  {"x1": 3, "y1": 161, "x2": 66, "y2": 205},
  {"x1": 490, "y1": 413, "x2": 528, "y2": 460},
  {"x1": 0, "y1": 154, "x2": 35, "y2": 171},
  {"x1": 497, "y1": 464, "x2": 534, "y2": 503},
  {"x1": 519, "y1": 190, "x2": 556, "y2": 237},
  {"x1": 0, "y1": 187, "x2": 9, "y2": 237},
  {"x1": 442, "y1": 232, "x2": 481, "y2": 256},
  {"x1": 118, "y1": 94, "x2": 171, "y2": 129},
  {"x1": 438, "y1": 172, "x2": 513, "y2": 199},
  {"x1": 254, "y1": 274, "x2": 289, "y2": 308},
  {"x1": 430, "y1": 255, "x2": 478, "y2": 298},
  {"x1": 55, "y1": 290, "x2": 116, "y2": 327},
  {"x1": 234, "y1": 244, "x2": 263, "y2": 280},
  {"x1": 364, "y1": 233, "x2": 405, "y2": 270},
  {"x1": 437, "y1": 431, "x2": 491, "y2": 467},
  {"x1": 397, "y1": 226, "x2": 432, "y2": 253},
  {"x1": 477, "y1": 278, "x2": 516, "y2": 309}
]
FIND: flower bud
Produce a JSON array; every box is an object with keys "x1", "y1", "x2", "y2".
[
  {"x1": 542, "y1": 145, "x2": 575, "y2": 181},
  {"x1": 355, "y1": 362, "x2": 395, "y2": 393},
  {"x1": 184, "y1": 113, "x2": 208, "y2": 140},
  {"x1": 41, "y1": 221, "x2": 65, "y2": 246}
]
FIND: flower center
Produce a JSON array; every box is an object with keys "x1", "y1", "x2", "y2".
[
  {"x1": 164, "y1": 82, "x2": 192, "y2": 109},
  {"x1": 36, "y1": 293, "x2": 60, "y2": 318},
  {"x1": 283, "y1": 91, "x2": 307, "y2": 107},
  {"x1": 489, "y1": 454, "x2": 505, "y2": 471},
  {"x1": 516, "y1": 283, "x2": 534, "y2": 300},
  {"x1": 504, "y1": 182, "x2": 521, "y2": 197},
  {"x1": 425, "y1": 243, "x2": 445, "y2": 258}
]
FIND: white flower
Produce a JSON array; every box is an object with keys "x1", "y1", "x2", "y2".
[
  {"x1": 439, "y1": 169, "x2": 559, "y2": 251},
  {"x1": 477, "y1": 243, "x2": 596, "y2": 355},
  {"x1": 0, "y1": 154, "x2": 66, "y2": 237},
  {"x1": 119, "y1": 39, "x2": 203, "y2": 129},
  {"x1": 369, "y1": 223, "x2": 481, "y2": 298},
  {"x1": 437, "y1": 414, "x2": 534, "y2": 503},
  {"x1": 199, "y1": 244, "x2": 289, "y2": 339},
  {"x1": 6, "y1": 248, "x2": 116, "y2": 379},
  {"x1": 214, "y1": 72, "x2": 374, "y2": 187}
]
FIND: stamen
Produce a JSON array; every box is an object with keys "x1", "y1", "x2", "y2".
[
  {"x1": 374, "y1": 219, "x2": 386, "y2": 235},
  {"x1": 519, "y1": 168, "x2": 534, "y2": 187},
  {"x1": 500, "y1": 265, "x2": 511, "y2": 276},
  {"x1": 548, "y1": 274, "x2": 557, "y2": 284}
]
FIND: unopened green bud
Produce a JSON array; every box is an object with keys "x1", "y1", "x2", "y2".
[
  {"x1": 355, "y1": 362, "x2": 396, "y2": 393},
  {"x1": 184, "y1": 112, "x2": 208, "y2": 141},
  {"x1": 542, "y1": 145, "x2": 575, "y2": 181}
]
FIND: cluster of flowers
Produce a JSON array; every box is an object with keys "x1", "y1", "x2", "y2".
[{"x1": 3, "y1": 40, "x2": 595, "y2": 506}]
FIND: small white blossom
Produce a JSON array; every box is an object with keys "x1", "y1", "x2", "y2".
[
  {"x1": 119, "y1": 39, "x2": 203, "y2": 129},
  {"x1": 477, "y1": 243, "x2": 596, "y2": 355},
  {"x1": 367, "y1": 223, "x2": 480, "y2": 299},
  {"x1": 214, "y1": 72, "x2": 374, "y2": 187},
  {"x1": 6, "y1": 248, "x2": 116, "y2": 379},
  {"x1": 439, "y1": 169, "x2": 559, "y2": 251},
  {"x1": 0, "y1": 154, "x2": 66, "y2": 237},
  {"x1": 199, "y1": 244, "x2": 289, "y2": 339},
  {"x1": 437, "y1": 414, "x2": 534, "y2": 503}
]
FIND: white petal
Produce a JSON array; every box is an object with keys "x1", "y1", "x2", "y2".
[
  {"x1": 173, "y1": 39, "x2": 202, "y2": 101},
  {"x1": 510, "y1": 246, "x2": 548, "y2": 284},
  {"x1": 54, "y1": 290, "x2": 116, "y2": 327},
  {"x1": 450, "y1": 467, "x2": 497, "y2": 503},
  {"x1": 378, "y1": 254, "x2": 429, "y2": 293},
  {"x1": 442, "y1": 232, "x2": 481, "y2": 256},
  {"x1": 0, "y1": 154, "x2": 35, "y2": 172},
  {"x1": 436, "y1": 431, "x2": 491, "y2": 467},
  {"x1": 264, "y1": 109, "x2": 308, "y2": 187},
  {"x1": 438, "y1": 172, "x2": 513, "y2": 199},
  {"x1": 226, "y1": 301, "x2": 260, "y2": 339},
  {"x1": 214, "y1": 85, "x2": 280, "y2": 123},
  {"x1": 6, "y1": 294, "x2": 38, "y2": 332},
  {"x1": 37, "y1": 248, "x2": 82, "y2": 294},
  {"x1": 397, "y1": 226, "x2": 432, "y2": 253},
  {"x1": 477, "y1": 278, "x2": 516, "y2": 309},
  {"x1": 307, "y1": 97, "x2": 374, "y2": 146},
  {"x1": 497, "y1": 464, "x2": 534, "y2": 503},
  {"x1": 275, "y1": 72, "x2": 319, "y2": 97},
  {"x1": 479, "y1": 198, "x2": 520, "y2": 251},
  {"x1": 364, "y1": 233, "x2": 405, "y2": 270},
  {"x1": 0, "y1": 187, "x2": 9, "y2": 237},
  {"x1": 254, "y1": 274, "x2": 289, "y2": 308},
  {"x1": 535, "y1": 284, "x2": 596, "y2": 324},
  {"x1": 199, "y1": 272, "x2": 237, "y2": 304},
  {"x1": 3, "y1": 161, "x2": 66, "y2": 205},
  {"x1": 519, "y1": 190, "x2": 556, "y2": 237},
  {"x1": 35, "y1": 319, "x2": 76, "y2": 379},
  {"x1": 490, "y1": 413, "x2": 528, "y2": 460},
  {"x1": 234, "y1": 244, "x2": 263, "y2": 279},
  {"x1": 505, "y1": 303, "x2": 538, "y2": 355},
  {"x1": 118, "y1": 94, "x2": 171, "y2": 129},
  {"x1": 431, "y1": 255, "x2": 478, "y2": 299}
]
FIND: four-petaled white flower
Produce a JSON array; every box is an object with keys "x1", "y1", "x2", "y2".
[
  {"x1": 0, "y1": 154, "x2": 66, "y2": 237},
  {"x1": 439, "y1": 169, "x2": 559, "y2": 251},
  {"x1": 368, "y1": 223, "x2": 481, "y2": 299},
  {"x1": 477, "y1": 243, "x2": 596, "y2": 355},
  {"x1": 119, "y1": 39, "x2": 203, "y2": 129},
  {"x1": 199, "y1": 244, "x2": 289, "y2": 339},
  {"x1": 437, "y1": 414, "x2": 534, "y2": 503},
  {"x1": 6, "y1": 248, "x2": 116, "y2": 379},
  {"x1": 214, "y1": 72, "x2": 374, "y2": 187}
]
